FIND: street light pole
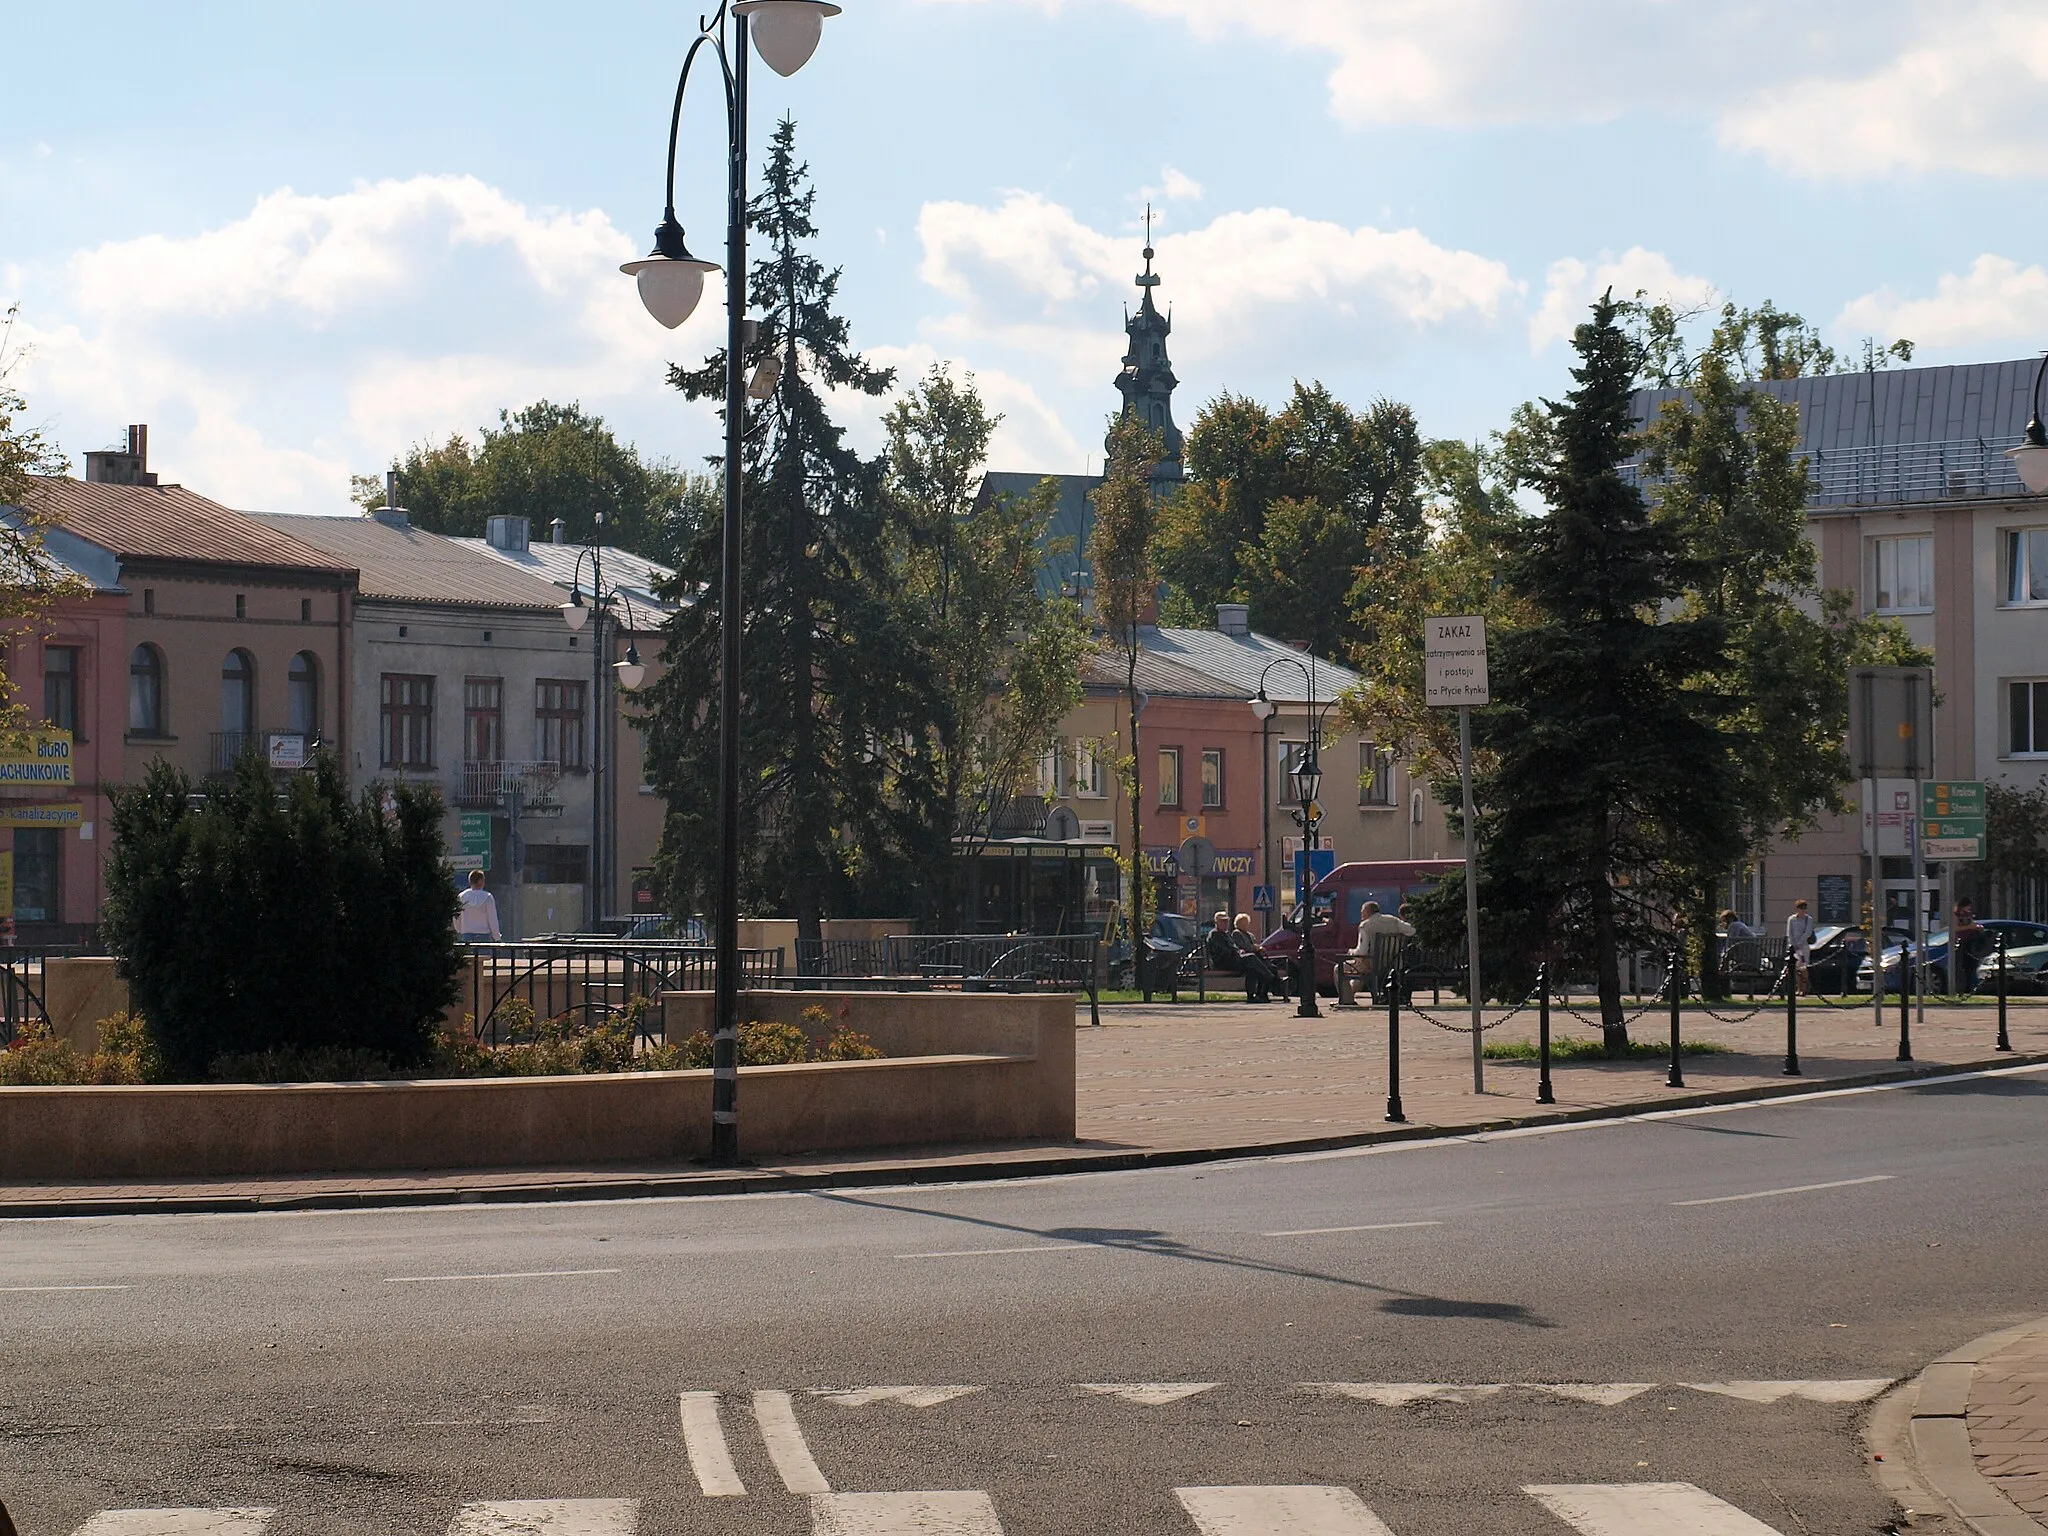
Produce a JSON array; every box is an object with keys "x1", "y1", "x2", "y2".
[{"x1": 1251, "y1": 658, "x2": 1333, "y2": 1018}]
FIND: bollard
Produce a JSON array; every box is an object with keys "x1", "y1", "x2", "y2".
[
  {"x1": 1385, "y1": 967, "x2": 1406, "y2": 1123},
  {"x1": 1536, "y1": 961, "x2": 1555, "y2": 1105},
  {"x1": 1997, "y1": 931, "x2": 2013, "y2": 1053},
  {"x1": 1667, "y1": 944, "x2": 1685, "y2": 1089},
  {"x1": 1896, "y1": 938, "x2": 1913, "y2": 1062},
  {"x1": 1782, "y1": 954, "x2": 1800, "y2": 1077}
]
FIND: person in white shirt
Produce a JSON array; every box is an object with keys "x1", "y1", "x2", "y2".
[
  {"x1": 455, "y1": 869, "x2": 501, "y2": 942},
  {"x1": 1337, "y1": 900, "x2": 1416, "y2": 1008},
  {"x1": 1786, "y1": 899, "x2": 1816, "y2": 995}
]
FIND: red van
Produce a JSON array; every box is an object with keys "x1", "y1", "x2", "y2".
[{"x1": 1258, "y1": 859, "x2": 1462, "y2": 995}]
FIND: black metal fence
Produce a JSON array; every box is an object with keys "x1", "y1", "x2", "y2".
[
  {"x1": 462, "y1": 942, "x2": 785, "y2": 1044},
  {"x1": 0, "y1": 949, "x2": 63, "y2": 1046},
  {"x1": 792, "y1": 933, "x2": 1099, "y2": 995}
]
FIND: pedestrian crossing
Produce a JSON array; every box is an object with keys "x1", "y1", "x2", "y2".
[{"x1": 57, "y1": 1486, "x2": 1806, "y2": 1534}]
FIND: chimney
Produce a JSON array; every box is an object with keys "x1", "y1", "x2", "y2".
[
  {"x1": 83, "y1": 424, "x2": 160, "y2": 487},
  {"x1": 1216, "y1": 603, "x2": 1250, "y2": 636},
  {"x1": 372, "y1": 469, "x2": 410, "y2": 529},
  {"x1": 551, "y1": 517, "x2": 566, "y2": 545},
  {"x1": 485, "y1": 515, "x2": 531, "y2": 552}
]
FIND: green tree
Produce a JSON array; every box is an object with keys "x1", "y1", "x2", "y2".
[
  {"x1": 638, "y1": 118, "x2": 901, "y2": 949},
  {"x1": 1477, "y1": 295, "x2": 1744, "y2": 1047},
  {"x1": 1984, "y1": 781, "x2": 2048, "y2": 915},
  {"x1": 1091, "y1": 412, "x2": 1165, "y2": 985},
  {"x1": 103, "y1": 753, "x2": 458, "y2": 1077},
  {"x1": 882, "y1": 366, "x2": 1091, "y2": 925},
  {"x1": 1621, "y1": 295, "x2": 1912, "y2": 389},
  {"x1": 0, "y1": 306, "x2": 86, "y2": 736},
  {"x1": 359, "y1": 400, "x2": 692, "y2": 560}
]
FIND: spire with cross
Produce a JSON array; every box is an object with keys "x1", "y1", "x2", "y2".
[{"x1": 1110, "y1": 202, "x2": 1183, "y2": 481}]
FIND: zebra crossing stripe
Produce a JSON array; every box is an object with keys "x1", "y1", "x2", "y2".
[
  {"x1": 1522, "y1": 1384, "x2": 1657, "y2": 1406},
  {"x1": 755, "y1": 1389, "x2": 833, "y2": 1494},
  {"x1": 811, "y1": 1386, "x2": 987, "y2": 1408},
  {"x1": 1174, "y1": 1486, "x2": 1397, "y2": 1535},
  {"x1": 1300, "y1": 1383, "x2": 1506, "y2": 1406},
  {"x1": 1078, "y1": 1383, "x2": 1221, "y2": 1406},
  {"x1": 1682, "y1": 1379, "x2": 1892, "y2": 1404},
  {"x1": 72, "y1": 1514, "x2": 275, "y2": 1535},
  {"x1": 810, "y1": 1491, "x2": 1004, "y2": 1534},
  {"x1": 679, "y1": 1391, "x2": 746, "y2": 1497},
  {"x1": 446, "y1": 1501, "x2": 638, "y2": 1534},
  {"x1": 1526, "y1": 1483, "x2": 1785, "y2": 1534}
]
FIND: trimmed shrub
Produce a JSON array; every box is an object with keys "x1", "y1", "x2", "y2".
[{"x1": 0, "y1": 1014, "x2": 158, "y2": 1085}]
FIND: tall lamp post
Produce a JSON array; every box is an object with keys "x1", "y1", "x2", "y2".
[
  {"x1": 1252, "y1": 657, "x2": 1337, "y2": 1019},
  {"x1": 559, "y1": 532, "x2": 650, "y2": 930},
  {"x1": 620, "y1": 0, "x2": 839, "y2": 1166}
]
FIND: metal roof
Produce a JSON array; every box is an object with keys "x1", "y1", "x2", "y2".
[
  {"x1": 249, "y1": 514, "x2": 572, "y2": 611},
  {"x1": 24, "y1": 477, "x2": 353, "y2": 574},
  {"x1": 1085, "y1": 625, "x2": 1359, "y2": 702},
  {"x1": 454, "y1": 535, "x2": 684, "y2": 620},
  {"x1": 979, "y1": 470, "x2": 1101, "y2": 597}
]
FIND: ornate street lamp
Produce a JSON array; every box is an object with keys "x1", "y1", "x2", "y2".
[
  {"x1": 561, "y1": 537, "x2": 653, "y2": 931},
  {"x1": 621, "y1": 0, "x2": 838, "y2": 1166},
  {"x1": 1252, "y1": 659, "x2": 1337, "y2": 1019},
  {"x1": 2010, "y1": 353, "x2": 2048, "y2": 495}
]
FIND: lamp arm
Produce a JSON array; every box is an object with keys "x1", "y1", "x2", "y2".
[
  {"x1": 663, "y1": 24, "x2": 738, "y2": 223},
  {"x1": 2030, "y1": 352, "x2": 2048, "y2": 446}
]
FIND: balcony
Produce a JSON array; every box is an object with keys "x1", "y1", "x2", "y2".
[{"x1": 456, "y1": 760, "x2": 564, "y2": 812}]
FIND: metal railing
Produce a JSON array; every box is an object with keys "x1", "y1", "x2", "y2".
[
  {"x1": 1624, "y1": 434, "x2": 2027, "y2": 509},
  {"x1": 463, "y1": 942, "x2": 784, "y2": 1044},
  {"x1": 456, "y1": 760, "x2": 564, "y2": 810},
  {"x1": 0, "y1": 948, "x2": 66, "y2": 1045},
  {"x1": 791, "y1": 933, "x2": 1099, "y2": 994}
]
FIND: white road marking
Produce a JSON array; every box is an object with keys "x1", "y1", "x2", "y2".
[
  {"x1": 810, "y1": 1491, "x2": 1004, "y2": 1534},
  {"x1": 1261, "y1": 1222, "x2": 1443, "y2": 1237},
  {"x1": 0, "y1": 1283, "x2": 131, "y2": 1292},
  {"x1": 446, "y1": 1501, "x2": 639, "y2": 1534},
  {"x1": 678, "y1": 1391, "x2": 746, "y2": 1497},
  {"x1": 1521, "y1": 1383, "x2": 1657, "y2": 1406},
  {"x1": 1526, "y1": 1482, "x2": 1785, "y2": 1534},
  {"x1": 1301, "y1": 1382, "x2": 1507, "y2": 1406},
  {"x1": 384, "y1": 1268, "x2": 623, "y2": 1283},
  {"x1": 1175, "y1": 1485, "x2": 1397, "y2": 1535},
  {"x1": 1683, "y1": 1379, "x2": 1893, "y2": 1404},
  {"x1": 1078, "y1": 1382, "x2": 1221, "y2": 1406},
  {"x1": 73, "y1": 1513, "x2": 275, "y2": 1535},
  {"x1": 811, "y1": 1386, "x2": 986, "y2": 1408},
  {"x1": 1672, "y1": 1175, "x2": 1894, "y2": 1207},
  {"x1": 753, "y1": 1389, "x2": 832, "y2": 1494},
  {"x1": 892, "y1": 1245, "x2": 1092, "y2": 1259}
]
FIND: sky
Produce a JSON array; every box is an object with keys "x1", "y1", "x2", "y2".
[{"x1": 4, "y1": 0, "x2": 2047, "y2": 513}]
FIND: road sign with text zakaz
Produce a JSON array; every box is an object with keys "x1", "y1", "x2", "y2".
[{"x1": 1425, "y1": 616, "x2": 1489, "y2": 707}]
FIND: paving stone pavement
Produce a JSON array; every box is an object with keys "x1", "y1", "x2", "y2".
[
  {"x1": 2, "y1": 993, "x2": 2043, "y2": 1214},
  {"x1": 1968, "y1": 1327, "x2": 2048, "y2": 1527}
]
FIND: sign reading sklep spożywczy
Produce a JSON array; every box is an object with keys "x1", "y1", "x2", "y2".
[
  {"x1": 1424, "y1": 616, "x2": 1489, "y2": 707},
  {"x1": 0, "y1": 730, "x2": 73, "y2": 786}
]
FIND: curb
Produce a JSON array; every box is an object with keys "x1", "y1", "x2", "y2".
[
  {"x1": 4, "y1": 1050, "x2": 2044, "y2": 1219},
  {"x1": 1867, "y1": 1318, "x2": 2048, "y2": 1535}
]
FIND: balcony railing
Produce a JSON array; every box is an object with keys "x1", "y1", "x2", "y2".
[
  {"x1": 1622, "y1": 434, "x2": 2029, "y2": 509},
  {"x1": 456, "y1": 760, "x2": 564, "y2": 810}
]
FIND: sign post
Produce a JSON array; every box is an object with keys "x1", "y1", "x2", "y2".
[
  {"x1": 1850, "y1": 666, "x2": 1933, "y2": 1050},
  {"x1": 1426, "y1": 616, "x2": 1490, "y2": 1093}
]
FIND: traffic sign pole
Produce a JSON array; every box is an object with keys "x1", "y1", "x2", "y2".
[
  {"x1": 1459, "y1": 702, "x2": 1483, "y2": 1094},
  {"x1": 1425, "y1": 615, "x2": 1490, "y2": 1096}
]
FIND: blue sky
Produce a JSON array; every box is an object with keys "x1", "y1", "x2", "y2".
[{"x1": 4, "y1": 0, "x2": 2046, "y2": 511}]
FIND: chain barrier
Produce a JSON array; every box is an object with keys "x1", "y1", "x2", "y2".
[{"x1": 1400, "y1": 978, "x2": 1541, "y2": 1036}]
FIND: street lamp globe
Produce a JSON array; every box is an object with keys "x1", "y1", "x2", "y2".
[
  {"x1": 1291, "y1": 744, "x2": 1322, "y2": 809},
  {"x1": 732, "y1": 1, "x2": 841, "y2": 76},
  {"x1": 2012, "y1": 435, "x2": 2048, "y2": 496},
  {"x1": 622, "y1": 251, "x2": 720, "y2": 331},
  {"x1": 615, "y1": 645, "x2": 647, "y2": 692},
  {"x1": 560, "y1": 590, "x2": 589, "y2": 632}
]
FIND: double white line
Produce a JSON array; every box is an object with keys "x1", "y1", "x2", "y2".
[{"x1": 679, "y1": 1390, "x2": 828, "y2": 1498}]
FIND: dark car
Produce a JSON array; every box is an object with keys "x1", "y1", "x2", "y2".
[{"x1": 1856, "y1": 918, "x2": 2048, "y2": 994}]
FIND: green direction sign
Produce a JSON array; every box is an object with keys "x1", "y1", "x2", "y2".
[
  {"x1": 1921, "y1": 781, "x2": 1986, "y2": 840},
  {"x1": 458, "y1": 813, "x2": 492, "y2": 857}
]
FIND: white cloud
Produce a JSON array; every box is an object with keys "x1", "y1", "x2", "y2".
[
  {"x1": 10, "y1": 176, "x2": 723, "y2": 511},
  {"x1": 1837, "y1": 255, "x2": 2048, "y2": 350},
  {"x1": 1529, "y1": 248, "x2": 1718, "y2": 352}
]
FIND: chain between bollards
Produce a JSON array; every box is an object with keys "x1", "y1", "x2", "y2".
[
  {"x1": 1782, "y1": 954, "x2": 1801, "y2": 1077},
  {"x1": 1536, "y1": 961, "x2": 1555, "y2": 1105},
  {"x1": 1385, "y1": 966, "x2": 1406, "y2": 1123},
  {"x1": 1666, "y1": 944, "x2": 1685, "y2": 1089},
  {"x1": 1996, "y1": 930, "x2": 2013, "y2": 1053}
]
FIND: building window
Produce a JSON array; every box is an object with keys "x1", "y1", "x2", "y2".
[
  {"x1": 1359, "y1": 742, "x2": 1395, "y2": 806},
  {"x1": 142, "y1": 588, "x2": 155, "y2": 615},
  {"x1": 1200, "y1": 749, "x2": 1223, "y2": 808},
  {"x1": 234, "y1": 593, "x2": 246, "y2": 620},
  {"x1": 287, "y1": 652, "x2": 320, "y2": 737},
  {"x1": 42, "y1": 646, "x2": 79, "y2": 735},
  {"x1": 220, "y1": 650, "x2": 255, "y2": 737},
  {"x1": 1871, "y1": 534, "x2": 1933, "y2": 614},
  {"x1": 1279, "y1": 740, "x2": 1307, "y2": 805},
  {"x1": 2007, "y1": 529, "x2": 2048, "y2": 605},
  {"x1": 536, "y1": 679, "x2": 586, "y2": 769},
  {"x1": 1037, "y1": 743, "x2": 1063, "y2": 798},
  {"x1": 1072, "y1": 743, "x2": 1105, "y2": 798},
  {"x1": 12, "y1": 828, "x2": 60, "y2": 922},
  {"x1": 1157, "y1": 747, "x2": 1182, "y2": 807},
  {"x1": 464, "y1": 677, "x2": 503, "y2": 764},
  {"x1": 380, "y1": 673, "x2": 435, "y2": 768},
  {"x1": 524, "y1": 843, "x2": 589, "y2": 885},
  {"x1": 300, "y1": 598, "x2": 312, "y2": 622},
  {"x1": 2012, "y1": 679, "x2": 2048, "y2": 756},
  {"x1": 129, "y1": 645, "x2": 165, "y2": 735}
]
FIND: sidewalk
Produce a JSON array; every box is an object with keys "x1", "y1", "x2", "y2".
[
  {"x1": 3, "y1": 992, "x2": 2043, "y2": 1215},
  {"x1": 1965, "y1": 1325, "x2": 2048, "y2": 1528},
  {"x1": 1883, "y1": 1317, "x2": 2048, "y2": 1534}
]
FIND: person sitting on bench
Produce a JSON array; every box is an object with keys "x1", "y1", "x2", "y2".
[{"x1": 1337, "y1": 901, "x2": 1415, "y2": 1008}]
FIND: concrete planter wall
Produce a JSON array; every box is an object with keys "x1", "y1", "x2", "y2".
[{"x1": 0, "y1": 991, "x2": 1074, "y2": 1182}]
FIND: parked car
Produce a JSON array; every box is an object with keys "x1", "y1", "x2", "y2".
[
  {"x1": 1802, "y1": 924, "x2": 1870, "y2": 994},
  {"x1": 1973, "y1": 938, "x2": 2048, "y2": 995},
  {"x1": 1855, "y1": 918, "x2": 2048, "y2": 994}
]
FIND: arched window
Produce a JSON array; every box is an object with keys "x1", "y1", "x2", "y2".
[
  {"x1": 128, "y1": 644, "x2": 164, "y2": 735},
  {"x1": 220, "y1": 649, "x2": 255, "y2": 738},
  {"x1": 288, "y1": 651, "x2": 320, "y2": 737}
]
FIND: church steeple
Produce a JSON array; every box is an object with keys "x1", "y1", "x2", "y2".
[{"x1": 1111, "y1": 205, "x2": 1184, "y2": 483}]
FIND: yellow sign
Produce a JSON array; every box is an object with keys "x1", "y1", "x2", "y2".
[
  {"x1": 0, "y1": 730, "x2": 74, "y2": 787},
  {"x1": 0, "y1": 852, "x2": 14, "y2": 917},
  {"x1": 0, "y1": 802, "x2": 82, "y2": 829}
]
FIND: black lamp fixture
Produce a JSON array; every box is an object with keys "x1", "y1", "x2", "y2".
[{"x1": 2012, "y1": 353, "x2": 2048, "y2": 495}]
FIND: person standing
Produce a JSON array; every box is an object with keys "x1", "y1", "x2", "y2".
[
  {"x1": 1950, "y1": 898, "x2": 1987, "y2": 995},
  {"x1": 455, "y1": 868, "x2": 502, "y2": 942},
  {"x1": 1786, "y1": 899, "x2": 1816, "y2": 996},
  {"x1": 1337, "y1": 901, "x2": 1415, "y2": 1008}
]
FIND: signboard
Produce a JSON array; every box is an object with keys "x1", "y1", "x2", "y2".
[
  {"x1": 0, "y1": 803, "x2": 82, "y2": 829},
  {"x1": 1862, "y1": 781, "x2": 1917, "y2": 858},
  {"x1": 1424, "y1": 616, "x2": 1490, "y2": 707},
  {"x1": 1178, "y1": 836, "x2": 1217, "y2": 877},
  {"x1": 1848, "y1": 666, "x2": 1934, "y2": 779},
  {"x1": 1816, "y1": 874, "x2": 1855, "y2": 926},
  {"x1": 0, "y1": 730, "x2": 73, "y2": 787},
  {"x1": 267, "y1": 734, "x2": 306, "y2": 771},
  {"x1": 1208, "y1": 849, "x2": 1258, "y2": 877},
  {"x1": 1293, "y1": 847, "x2": 1336, "y2": 903},
  {"x1": 1924, "y1": 838, "x2": 1982, "y2": 862},
  {"x1": 459, "y1": 813, "x2": 493, "y2": 858},
  {"x1": 1252, "y1": 884, "x2": 1276, "y2": 912}
]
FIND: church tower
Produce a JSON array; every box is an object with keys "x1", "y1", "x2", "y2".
[{"x1": 1110, "y1": 207, "x2": 1184, "y2": 484}]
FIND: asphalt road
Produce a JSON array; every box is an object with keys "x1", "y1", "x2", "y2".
[{"x1": 5, "y1": 1064, "x2": 2047, "y2": 1535}]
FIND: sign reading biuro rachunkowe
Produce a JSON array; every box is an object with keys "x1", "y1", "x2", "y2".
[{"x1": 0, "y1": 730, "x2": 74, "y2": 787}]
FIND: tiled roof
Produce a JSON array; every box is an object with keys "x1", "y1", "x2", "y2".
[
  {"x1": 455, "y1": 536, "x2": 684, "y2": 620},
  {"x1": 24, "y1": 477, "x2": 352, "y2": 574},
  {"x1": 251, "y1": 515, "x2": 571, "y2": 611},
  {"x1": 1085, "y1": 626, "x2": 1359, "y2": 702}
]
